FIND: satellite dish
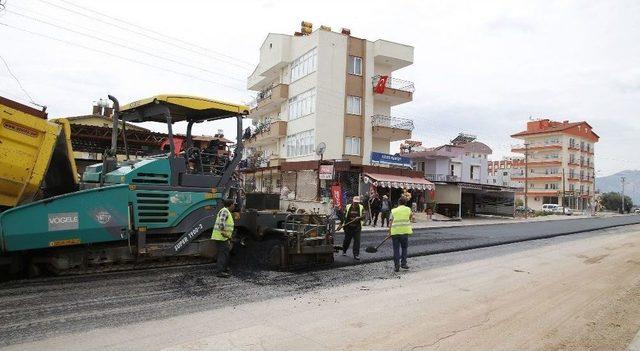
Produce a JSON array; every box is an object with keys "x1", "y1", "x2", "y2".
[{"x1": 316, "y1": 142, "x2": 326, "y2": 156}]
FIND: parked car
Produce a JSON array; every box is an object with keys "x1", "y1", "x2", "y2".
[
  {"x1": 542, "y1": 204, "x2": 559, "y2": 213},
  {"x1": 515, "y1": 206, "x2": 534, "y2": 213},
  {"x1": 554, "y1": 206, "x2": 573, "y2": 215}
]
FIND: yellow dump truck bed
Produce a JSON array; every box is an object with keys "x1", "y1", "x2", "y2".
[{"x1": 0, "y1": 96, "x2": 78, "y2": 209}]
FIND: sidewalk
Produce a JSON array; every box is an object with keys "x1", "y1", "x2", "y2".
[{"x1": 360, "y1": 212, "x2": 626, "y2": 232}]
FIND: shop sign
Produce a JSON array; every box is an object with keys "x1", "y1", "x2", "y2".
[
  {"x1": 319, "y1": 165, "x2": 334, "y2": 180},
  {"x1": 370, "y1": 152, "x2": 411, "y2": 168}
]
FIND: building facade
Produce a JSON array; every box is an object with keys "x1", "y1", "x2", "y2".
[
  {"x1": 245, "y1": 23, "x2": 414, "y2": 170},
  {"x1": 242, "y1": 23, "x2": 425, "y2": 212},
  {"x1": 511, "y1": 119, "x2": 599, "y2": 211},
  {"x1": 407, "y1": 134, "x2": 515, "y2": 218},
  {"x1": 487, "y1": 156, "x2": 524, "y2": 188}
]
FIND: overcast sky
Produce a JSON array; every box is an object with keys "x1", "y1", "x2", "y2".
[{"x1": 1, "y1": 0, "x2": 639, "y2": 176}]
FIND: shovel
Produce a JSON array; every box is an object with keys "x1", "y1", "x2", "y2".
[
  {"x1": 335, "y1": 216, "x2": 364, "y2": 232},
  {"x1": 365, "y1": 234, "x2": 391, "y2": 253}
]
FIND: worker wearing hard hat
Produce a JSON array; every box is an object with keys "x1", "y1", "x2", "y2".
[
  {"x1": 389, "y1": 197, "x2": 414, "y2": 272},
  {"x1": 341, "y1": 196, "x2": 364, "y2": 260},
  {"x1": 211, "y1": 199, "x2": 236, "y2": 278}
]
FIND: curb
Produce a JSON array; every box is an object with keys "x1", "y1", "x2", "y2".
[{"x1": 628, "y1": 329, "x2": 640, "y2": 351}]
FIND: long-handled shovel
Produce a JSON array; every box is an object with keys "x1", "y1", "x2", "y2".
[
  {"x1": 365, "y1": 234, "x2": 391, "y2": 253},
  {"x1": 335, "y1": 216, "x2": 364, "y2": 232}
]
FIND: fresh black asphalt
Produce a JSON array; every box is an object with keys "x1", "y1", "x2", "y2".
[{"x1": 0, "y1": 215, "x2": 639, "y2": 347}]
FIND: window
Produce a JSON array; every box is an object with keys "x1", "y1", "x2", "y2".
[
  {"x1": 290, "y1": 48, "x2": 318, "y2": 82},
  {"x1": 344, "y1": 136, "x2": 361, "y2": 155},
  {"x1": 288, "y1": 89, "x2": 316, "y2": 120},
  {"x1": 346, "y1": 96, "x2": 362, "y2": 115},
  {"x1": 347, "y1": 56, "x2": 362, "y2": 76},
  {"x1": 286, "y1": 130, "x2": 315, "y2": 157}
]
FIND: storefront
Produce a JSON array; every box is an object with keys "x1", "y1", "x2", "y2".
[
  {"x1": 432, "y1": 181, "x2": 516, "y2": 218},
  {"x1": 362, "y1": 172, "x2": 435, "y2": 211},
  {"x1": 241, "y1": 159, "x2": 434, "y2": 213}
]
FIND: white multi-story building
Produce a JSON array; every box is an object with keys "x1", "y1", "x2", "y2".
[
  {"x1": 487, "y1": 156, "x2": 524, "y2": 188},
  {"x1": 511, "y1": 119, "x2": 599, "y2": 211},
  {"x1": 245, "y1": 23, "x2": 415, "y2": 171}
]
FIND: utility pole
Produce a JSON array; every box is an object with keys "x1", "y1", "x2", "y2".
[
  {"x1": 621, "y1": 176, "x2": 626, "y2": 214},
  {"x1": 562, "y1": 168, "x2": 566, "y2": 210},
  {"x1": 524, "y1": 143, "x2": 530, "y2": 218}
]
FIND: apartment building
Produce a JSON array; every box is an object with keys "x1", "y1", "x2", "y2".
[
  {"x1": 511, "y1": 119, "x2": 599, "y2": 211},
  {"x1": 244, "y1": 23, "x2": 414, "y2": 170},
  {"x1": 241, "y1": 23, "x2": 423, "y2": 211},
  {"x1": 487, "y1": 156, "x2": 524, "y2": 188},
  {"x1": 407, "y1": 134, "x2": 515, "y2": 218}
]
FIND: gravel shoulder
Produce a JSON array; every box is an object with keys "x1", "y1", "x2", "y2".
[{"x1": 3, "y1": 225, "x2": 640, "y2": 350}]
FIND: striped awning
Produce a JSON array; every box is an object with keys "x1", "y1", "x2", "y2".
[{"x1": 363, "y1": 173, "x2": 435, "y2": 191}]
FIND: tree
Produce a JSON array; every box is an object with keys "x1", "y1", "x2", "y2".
[{"x1": 599, "y1": 192, "x2": 634, "y2": 213}]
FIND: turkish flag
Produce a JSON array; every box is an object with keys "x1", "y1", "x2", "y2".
[{"x1": 374, "y1": 76, "x2": 389, "y2": 94}]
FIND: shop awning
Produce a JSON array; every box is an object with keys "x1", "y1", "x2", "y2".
[{"x1": 363, "y1": 173, "x2": 435, "y2": 191}]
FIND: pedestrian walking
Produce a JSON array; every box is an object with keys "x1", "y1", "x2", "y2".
[
  {"x1": 380, "y1": 195, "x2": 391, "y2": 227},
  {"x1": 211, "y1": 199, "x2": 235, "y2": 278},
  {"x1": 362, "y1": 193, "x2": 371, "y2": 226},
  {"x1": 370, "y1": 193, "x2": 381, "y2": 227},
  {"x1": 341, "y1": 196, "x2": 364, "y2": 260},
  {"x1": 389, "y1": 197, "x2": 414, "y2": 272}
]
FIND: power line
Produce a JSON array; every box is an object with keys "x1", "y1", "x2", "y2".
[
  {"x1": 8, "y1": 2, "x2": 220, "y2": 70},
  {"x1": 0, "y1": 22, "x2": 250, "y2": 95},
  {"x1": 33, "y1": 0, "x2": 254, "y2": 71},
  {"x1": 0, "y1": 54, "x2": 45, "y2": 108},
  {"x1": 55, "y1": 0, "x2": 256, "y2": 68},
  {"x1": 6, "y1": 9, "x2": 245, "y2": 83}
]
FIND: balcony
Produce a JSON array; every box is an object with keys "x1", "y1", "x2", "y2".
[
  {"x1": 373, "y1": 40, "x2": 414, "y2": 71},
  {"x1": 247, "y1": 33, "x2": 292, "y2": 90},
  {"x1": 524, "y1": 159, "x2": 562, "y2": 166},
  {"x1": 244, "y1": 120, "x2": 287, "y2": 148},
  {"x1": 250, "y1": 84, "x2": 288, "y2": 116},
  {"x1": 511, "y1": 173, "x2": 562, "y2": 181},
  {"x1": 425, "y1": 174, "x2": 460, "y2": 182},
  {"x1": 371, "y1": 115, "x2": 414, "y2": 141},
  {"x1": 511, "y1": 142, "x2": 562, "y2": 153},
  {"x1": 372, "y1": 75, "x2": 414, "y2": 106}
]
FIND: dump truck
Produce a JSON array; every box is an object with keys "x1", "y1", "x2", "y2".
[
  {"x1": 0, "y1": 95, "x2": 334, "y2": 276},
  {"x1": 0, "y1": 96, "x2": 78, "y2": 211}
]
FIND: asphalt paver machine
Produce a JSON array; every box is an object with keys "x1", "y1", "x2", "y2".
[{"x1": 0, "y1": 95, "x2": 334, "y2": 275}]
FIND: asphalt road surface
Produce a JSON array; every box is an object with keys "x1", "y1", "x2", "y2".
[
  {"x1": 1, "y1": 215, "x2": 639, "y2": 348},
  {"x1": 334, "y1": 215, "x2": 640, "y2": 263}
]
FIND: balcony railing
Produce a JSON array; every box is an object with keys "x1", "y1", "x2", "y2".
[
  {"x1": 511, "y1": 141, "x2": 562, "y2": 150},
  {"x1": 248, "y1": 83, "x2": 288, "y2": 111},
  {"x1": 373, "y1": 75, "x2": 415, "y2": 93},
  {"x1": 372, "y1": 115, "x2": 414, "y2": 131},
  {"x1": 425, "y1": 174, "x2": 460, "y2": 182}
]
